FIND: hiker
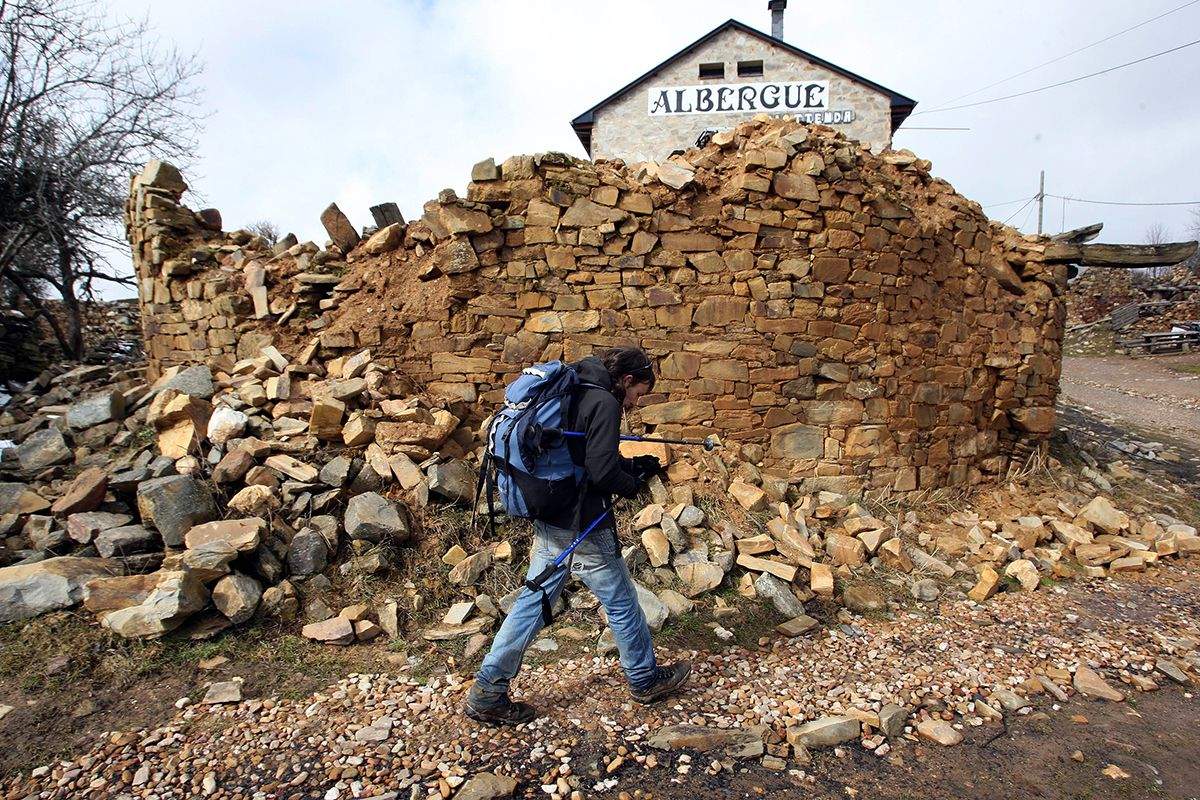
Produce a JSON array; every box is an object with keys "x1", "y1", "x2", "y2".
[{"x1": 465, "y1": 346, "x2": 692, "y2": 725}]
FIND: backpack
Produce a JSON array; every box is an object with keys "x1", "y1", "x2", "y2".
[{"x1": 475, "y1": 361, "x2": 601, "y2": 527}]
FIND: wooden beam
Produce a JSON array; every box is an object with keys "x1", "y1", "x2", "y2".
[
  {"x1": 1045, "y1": 240, "x2": 1198, "y2": 268},
  {"x1": 1051, "y1": 222, "x2": 1103, "y2": 244}
]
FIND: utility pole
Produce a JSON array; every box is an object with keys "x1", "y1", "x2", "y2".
[{"x1": 1036, "y1": 170, "x2": 1045, "y2": 235}]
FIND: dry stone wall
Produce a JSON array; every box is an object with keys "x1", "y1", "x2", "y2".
[
  {"x1": 127, "y1": 117, "x2": 1067, "y2": 496},
  {"x1": 125, "y1": 161, "x2": 249, "y2": 372}
]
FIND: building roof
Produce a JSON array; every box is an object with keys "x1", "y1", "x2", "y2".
[{"x1": 570, "y1": 18, "x2": 918, "y2": 156}]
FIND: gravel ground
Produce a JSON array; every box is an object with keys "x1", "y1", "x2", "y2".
[
  {"x1": 6, "y1": 556, "x2": 1198, "y2": 800},
  {"x1": 1061, "y1": 355, "x2": 1200, "y2": 436}
]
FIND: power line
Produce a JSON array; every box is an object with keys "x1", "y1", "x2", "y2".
[
  {"x1": 1047, "y1": 193, "x2": 1200, "y2": 207},
  {"x1": 984, "y1": 194, "x2": 1032, "y2": 206},
  {"x1": 927, "y1": 0, "x2": 1200, "y2": 110},
  {"x1": 1019, "y1": 199, "x2": 1038, "y2": 232},
  {"x1": 1001, "y1": 196, "x2": 1037, "y2": 226},
  {"x1": 910, "y1": 38, "x2": 1200, "y2": 115}
]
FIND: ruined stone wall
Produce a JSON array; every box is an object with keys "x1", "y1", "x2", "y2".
[
  {"x1": 125, "y1": 161, "x2": 250, "y2": 376},
  {"x1": 127, "y1": 117, "x2": 1066, "y2": 496}
]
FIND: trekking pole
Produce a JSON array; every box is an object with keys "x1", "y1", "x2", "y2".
[
  {"x1": 557, "y1": 430, "x2": 720, "y2": 452},
  {"x1": 526, "y1": 506, "x2": 612, "y2": 588},
  {"x1": 621, "y1": 433, "x2": 720, "y2": 452},
  {"x1": 523, "y1": 505, "x2": 612, "y2": 625}
]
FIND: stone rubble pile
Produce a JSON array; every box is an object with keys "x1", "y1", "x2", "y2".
[
  {"x1": 2, "y1": 337, "x2": 1197, "y2": 653},
  {"x1": 1065, "y1": 268, "x2": 1143, "y2": 326},
  {"x1": 597, "y1": 454, "x2": 1200, "y2": 648},
  {"x1": 0, "y1": 344, "x2": 485, "y2": 638},
  {"x1": 0, "y1": 299, "x2": 142, "y2": 385},
  {"x1": 2, "y1": 117, "x2": 1188, "y2": 655},
  {"x1": 1065, "y1": 262, "x2": 1200, "y2": 345}
]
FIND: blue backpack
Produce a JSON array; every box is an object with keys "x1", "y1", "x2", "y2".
[{"x1": 476, "y1": 361, "x2": 600, "y2": 526}]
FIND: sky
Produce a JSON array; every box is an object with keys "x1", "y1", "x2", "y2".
[{"x1": 102, "y1": 0, "x2": 1200, "y2": 297}]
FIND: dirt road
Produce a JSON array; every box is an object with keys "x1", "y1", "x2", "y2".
[
  {"x1": 1060, "y1": 354, "x2": 1200, "y2": 482},
  {"x1": 1061, "y1": 354, "x2": 1200, "y2": 434},
  {"x1": 5, "y1": 558, "x2": 1199, "y2": 800}
]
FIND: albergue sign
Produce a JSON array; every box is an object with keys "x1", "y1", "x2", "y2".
[{"x1": 647, "y1": 80, "x2": 829, "y2": 116}]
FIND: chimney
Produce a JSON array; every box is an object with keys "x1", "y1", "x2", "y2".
[{"x1": 768, "y1": 0, "x2": 787, "y2": 39}]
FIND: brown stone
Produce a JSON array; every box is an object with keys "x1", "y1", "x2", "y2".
[
  {"x1": 309, "y1": 396, "x2": 346, "y2": 440},
  {"x1": 184, "y1": 518, "x2": 265, "y2": 552},
  {"x1": 363, "y1": 223, "x2": 403, "y2": 255},
  {"x1": 320, "y1": 203, "x2": 360, "y2": 252},
  {"x1": 302, "y1": 616, "x2": 354, "y2": 645},
  {"x1": 693, "y1": 297, "x2": 749, "y2": 326},
  {"x1": 264, "y1": 455, "x2": 319, "y2": 482},
  {"x1": 770, "y1": 423, "x2": 823, "y2": 459},
  {"x1": 772, "y1": 172, "x2": 819, "y2": 201},
  {"x1": 1073, "y1": 665, "x2": 1124, "y2": 701},
  {"x1": 736, "y1": 554, "x2": 797, "y2": 582},
  {"x1": 728, "y1": 481, "x2": 768, "y2": 512},
  {"x1": 825, "y1": 534, "x2": 867, "y2": 566},
  {"x1": 342, "y1": 414, "x2": 376, "y2": 447},
  {"x1": 968, "y1": 566, "x2": 1001, "y2": 602},
  {"x1": 50, "y1": 468, "x2": 108, "y2": 516},
  {"x1": 639, "y1": 400, "x2": 714, "y2": 425},
  {"x1": 810, "y1": 563, "x2": 834, "y2": 597}
]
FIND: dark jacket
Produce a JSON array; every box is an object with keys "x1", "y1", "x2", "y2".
[{"x1": 540, "y1": 357, "x2": 641, "y2": 533}]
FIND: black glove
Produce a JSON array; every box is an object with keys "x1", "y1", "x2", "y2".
[{"x1": 631, "y1": 455, "x2": 662, "y2": 480}]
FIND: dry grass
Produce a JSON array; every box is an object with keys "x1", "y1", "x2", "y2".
[{"x1": 1169, "y1": 363, "x2": 1200, "y2": 376}]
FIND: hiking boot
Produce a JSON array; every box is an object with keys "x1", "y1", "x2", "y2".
[
  {"x1": 630, "y1": 661, "x2": 692, "y2": 705},
  {"x1": 464, "y1": 693, "x2": 537, "y2": 727}
]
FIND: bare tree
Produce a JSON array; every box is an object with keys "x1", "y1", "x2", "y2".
[
  {"x1": 1142, "y1": 223, "x2": 1172, "y2": 281},
  {"x1": 245, "y1": 219, "x2": 280, "y2": 245},
  {"x1": 0, "y1": 0, "x2": 202, "y2": 358},
  {"x1": 1186, "y1": 208, "x2": 1200, "y2": 280}
]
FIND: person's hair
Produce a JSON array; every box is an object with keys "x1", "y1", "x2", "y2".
[{"x1": 601, "y1": 346, "x2": 656, "y2": 400}]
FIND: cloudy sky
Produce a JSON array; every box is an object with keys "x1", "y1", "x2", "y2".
[{"x1": 106, "y1": 0, "x2": 1200, "y2": 296}]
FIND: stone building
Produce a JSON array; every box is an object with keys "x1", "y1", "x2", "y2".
[{"x1": 570, "y1": 2, "x2": 916, "y2": 163}]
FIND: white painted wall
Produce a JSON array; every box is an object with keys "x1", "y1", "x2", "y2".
[{"x1": 589, "y1": 27, "x2": 895, "y2": 162}]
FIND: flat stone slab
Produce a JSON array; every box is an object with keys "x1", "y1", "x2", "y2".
[
  {"x1": 302, "y1": 616, "x2": 354, "y2": 645},
  {"x1": 646, "y1": 724, "x2": 766, "y2": 758},
  {"x1": 201, "y1": 679, "x2": 243, "y2": 704},
  {"x1": 422, "y1": 617, "x2": 490, "y2": 641},
  {"x1": 455, "y1": 772, "x2": 517, "y2": 800},
  {"x1": 917, "y1": 718, "x2": 963, "y2": 746},
  {"x1": 1073, "y1": 665, "x2": 1125, "y2": 701},
  {"x1": 787, "y1": 715, "x2": 860, "y2": 748},
  {"x1": 0, "y1": 557, "x2": 116, "y2": 623},
  {"x1": 776, "y1": 615, "x2": 820, "y2": 637}
]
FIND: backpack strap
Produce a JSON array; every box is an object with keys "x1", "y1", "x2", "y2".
[
  {"x1": 472, "y1": 414, "x2": 505, "y2": 539},
  {"x1": 565, "y1": 380, "x2": 614, "y2": 530},
  {"x1": 524, "y1": 561, "x2": 559, "y2": 627}
]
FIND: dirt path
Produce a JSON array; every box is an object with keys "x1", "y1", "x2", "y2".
[
  {"x1": 5, "y1": 558, "x2": 1199, "y2": 799},
  {"x1": 1061, "y1": 355, "x2": 1200, "y2": 434},
  {"x1": 1060, "y1": 354, "x2": 1200, "y2": 484}
]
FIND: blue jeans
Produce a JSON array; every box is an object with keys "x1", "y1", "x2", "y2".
[{"x1": 471, "y1": 520, "x2": 658, "y2": 703}]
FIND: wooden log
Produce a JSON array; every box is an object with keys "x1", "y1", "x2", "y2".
[
  {"x1": 1045, "y1": 240, "x2": 1198, "y2": 268},
  {"x1": 1052, "y1": 222, "x2": 1103, "y2": 244}
]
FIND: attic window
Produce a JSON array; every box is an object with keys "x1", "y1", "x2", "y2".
[
  {"x1": 738, "y1": 60, "x2": 764, "y2": 77},
  {"x1": 698, "y1": 62, "x2": 725, "y2": 79}
]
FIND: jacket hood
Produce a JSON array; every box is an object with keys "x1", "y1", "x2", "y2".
[{"x1": 574, "y1": 356, "x2": 614, "y2": 391}]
